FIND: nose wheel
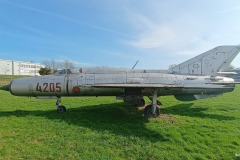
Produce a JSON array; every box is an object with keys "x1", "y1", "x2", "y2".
[
  {"x1": 57, "y1": 106, "x2": 66, "y2": 113},
  {"x1": 56, "y1": 97, "x2": 66, "y2": 113}
]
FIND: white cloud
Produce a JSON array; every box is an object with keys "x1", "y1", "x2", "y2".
[
  {"x1": 120, "y1": 1, "x2": 240, "y2": 59},
  {"x1": 122, "y1": 12, "x2": 207, "y2": 52},
  {"x1": 122, "y1": 14, "x2": 175, "y2": 48},
  {"x1": 125, "y1": 27, "x2": 175, "y2": 49},
  {"x1": 211, "y1": 6, "x2": 240, "y2": 15}
]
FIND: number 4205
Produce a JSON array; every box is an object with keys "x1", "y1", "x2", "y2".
[{"x1": 36, "y1": 83, "x2": 61, "y2": 92}]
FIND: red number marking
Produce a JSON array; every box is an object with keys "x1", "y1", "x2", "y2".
[
  {"x1": 36, "y1": 83, "x2": 42, "y2": 92},
  {"x1": 43, "y1": 83, "x2": 49, "y2": 92},
  {"x1": 56, "y1": 83, "x2": 61, "y2": 92},
  {"x1": 36, "y1": 83, "x2": 61, "y2": 92},
  {"x1": 50, "y1": 83, "x2": 55, "y2": 92}
]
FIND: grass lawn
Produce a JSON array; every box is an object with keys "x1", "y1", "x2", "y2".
[
  {"x1": 0, "y1": 77, "x2": 240, "y2": 159},
  {"x1": 0, "y1": 75, "x2": 29, "y2": 86}
]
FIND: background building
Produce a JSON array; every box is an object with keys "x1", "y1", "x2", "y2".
[{"x1": 0, "y1": 59, "x2": 45, "y2": 76}]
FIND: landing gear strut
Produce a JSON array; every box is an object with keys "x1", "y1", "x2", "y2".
[
  {"x1": 144, "y1": 89, "x2": 160, "y2": 118},
  {"x1": 147, "y1": 96, "x2": 162, "y2": 105},
  {"x1": 56, "y1": 97, "x2": 66, "y2": 113}
]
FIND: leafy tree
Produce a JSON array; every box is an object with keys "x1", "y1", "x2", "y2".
[{"x1": 38, "y1": 67, "x2": 51, "y2": 75}]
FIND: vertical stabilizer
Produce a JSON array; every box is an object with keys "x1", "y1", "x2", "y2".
[{"x1": 169, "y1": 45, "x2": 240, "y2": 75}]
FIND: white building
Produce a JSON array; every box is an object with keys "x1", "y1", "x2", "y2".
[{"x1": 0, "y1": 59, "x2": 45, "y2": 76}]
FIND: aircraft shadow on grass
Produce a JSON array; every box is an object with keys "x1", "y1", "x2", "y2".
[
  {"x1": 0, "y1": 102, "x2": 236, "y2": 142},
  {"x1": 161, "y1": 103, "x2": 236, "y2": 121}
]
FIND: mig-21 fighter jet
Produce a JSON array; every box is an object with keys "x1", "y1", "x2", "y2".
[{"x1": 1, "y1": 45, "x2": 240, "y2": 117}]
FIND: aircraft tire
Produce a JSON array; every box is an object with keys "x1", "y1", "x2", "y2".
[
  {"x1": 144, "y1": 105, "x2": 160, "y2": 118},
  {"x1": 57, "y1": 106, "x2": 66, "y2": 113},
  {"x1": 134, "y1": 99, "x2": 145, "y2": 107}
]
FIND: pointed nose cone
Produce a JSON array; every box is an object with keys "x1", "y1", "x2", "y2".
[{"x1": 0, "y1": 84, "x2": 10, "y2": 91}]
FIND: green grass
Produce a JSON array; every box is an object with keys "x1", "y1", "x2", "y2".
[
  {"x1": 0, "y1": 75, "x2": 29, "y2": 86},
  {"x1": 0, "y1": 75, "x2": 29, "y2": 78},
  {"x1": 0, "y1": 80, "x2": 240, "y2": 159}
]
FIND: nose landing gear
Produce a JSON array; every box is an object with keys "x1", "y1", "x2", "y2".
[{"x1": 56, "y1": 97, "x2": 66, "y2": 113}]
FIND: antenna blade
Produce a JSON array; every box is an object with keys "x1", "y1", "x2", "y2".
[{"x1": 132, "y1": 60, "x2": 139, "y2": 69}]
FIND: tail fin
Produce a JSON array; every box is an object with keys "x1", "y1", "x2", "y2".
[{"x1": 169, "y1": 45, "x2": 240, "y2": 75}]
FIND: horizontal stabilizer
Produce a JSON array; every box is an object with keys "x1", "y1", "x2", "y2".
[{"x1": 217, "y1": 72, "x2": 238, "y2": 75}]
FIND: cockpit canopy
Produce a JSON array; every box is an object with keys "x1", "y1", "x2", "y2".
[{"x1": 56, "y1": 69, "x2": 72, "y2": 75}]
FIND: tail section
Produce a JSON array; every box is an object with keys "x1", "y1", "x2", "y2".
[{"x1": 169, "y1": 45, "x2": 240, "y2": 75}]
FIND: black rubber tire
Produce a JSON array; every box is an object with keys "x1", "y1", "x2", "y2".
[
  {"x1": 144, "y1": 105, "x2": 160, "y2": 118},
  {"x1": 57, "y1": 106, "x2": 66, "y2": 113},
  {"x1": 134, "y1": 99, "x2": 145, "y2": 107}
]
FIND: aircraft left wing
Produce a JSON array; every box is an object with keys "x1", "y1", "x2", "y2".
[
  {"x1": 92, "y1": 83, "x2": 234, "y2": 88},
  {"x1": 92, "y1": 83, "x2": 182, "y2": 88}
]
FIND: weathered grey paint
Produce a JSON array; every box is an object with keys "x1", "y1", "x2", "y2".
[{"x1": 8, "y1": 45, "x2": 240, "y2": 102}]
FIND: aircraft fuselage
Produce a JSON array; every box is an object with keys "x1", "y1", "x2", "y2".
[{"x1": 10, "y1": 73, "x2": 234, "y2": 98}]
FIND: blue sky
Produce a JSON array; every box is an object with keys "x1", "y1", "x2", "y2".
[{"x1": 0, "y1": 0, "x2": 240, "y2": 69}]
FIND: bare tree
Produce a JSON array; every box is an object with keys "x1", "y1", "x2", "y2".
[
  {"x1": 42, "y1": 59, "x2": 60, "y2": 73},
  {"x1": 59, "y1": 59, "x2": 75, "y2": 69},
  {"x1": 228, "y1": 64, "x2": 236, "y2": 71},
  {"x1": 236, "y1": 67, "x2": 240, "y2": 70},
  {"x1": 169, "y1": 64, "x2": 177, "y2": 70},
  {"x1": 1, "y1": 66, "x2": 10, "y2": 75},
  {"x1": 41, "y1": 58, "x2": 75, "y2": 74}
]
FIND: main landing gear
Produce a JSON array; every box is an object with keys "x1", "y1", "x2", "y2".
[
  {"x1": 144, "y1": 89, "x2": 160, "y2": 118},
  {"x1": 56, "y1": 97, "x2": 66, "y2": 113},
  {"x1": 147, "y1": 96, "x2": 162, "y2": 105},
  {"x1": 134, "y1": 99, "x2": 145, "y2": 107}
]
